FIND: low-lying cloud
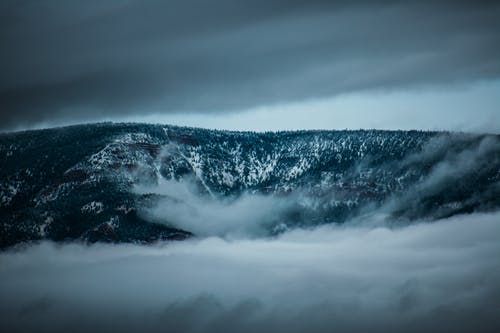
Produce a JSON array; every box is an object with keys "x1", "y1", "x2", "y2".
[
  {"x1": 380, "y1": 134, "x2": 500, "y2": 219},
  {"x1": 134, "y1": 178, "x2": 293, "y2": 238},
  {"x1": 1, "y1": 211, "x2": 499, "y2": 333}
]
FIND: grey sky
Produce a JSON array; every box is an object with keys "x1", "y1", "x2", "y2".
[{"x1": 1, "y1": 0, "x2": 499, "y2": 131}]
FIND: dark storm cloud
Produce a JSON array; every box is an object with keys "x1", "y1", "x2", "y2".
[{"x1": 1, "y1": 0, "x2": 500, "y2": 129}]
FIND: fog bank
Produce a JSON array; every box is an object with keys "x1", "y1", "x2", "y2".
[{"x1": 1, "y1": 211, "x2": 499, "y2": 333}]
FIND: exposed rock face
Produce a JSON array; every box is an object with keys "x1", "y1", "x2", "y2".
[{"x1": 1, "y1": 123, "x2": 499, "y2": 248}]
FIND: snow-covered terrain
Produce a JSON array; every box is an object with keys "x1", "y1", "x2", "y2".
[{"x1": 0, "y1": 123, "x2": 499, "y2": 247}]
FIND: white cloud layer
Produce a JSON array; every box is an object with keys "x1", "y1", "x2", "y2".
[{"x1": 1, "y1": 211, "x2": 499, "y2": 333}]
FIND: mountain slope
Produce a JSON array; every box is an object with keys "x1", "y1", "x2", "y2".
[{"x1": 1, "y1": 123, "x2": 499, "y2": 248}]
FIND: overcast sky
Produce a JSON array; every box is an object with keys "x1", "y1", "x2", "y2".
[{"x1": 1, "y1": 0, "x2": 499, "y2": 132}]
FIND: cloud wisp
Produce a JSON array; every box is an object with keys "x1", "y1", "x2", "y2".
[{"x1": 134, "y1": 178, "x2": 293, "y2": 238}]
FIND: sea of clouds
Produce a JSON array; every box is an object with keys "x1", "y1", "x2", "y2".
[{"x1": 1, "y1": 210, "x2": 499, "y2": 333}]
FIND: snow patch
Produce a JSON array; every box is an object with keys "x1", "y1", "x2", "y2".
[
  {"x1": 38, "y1": 216, "x2": 53, "y2": 237},
  {"x1": 81, "y1": 201, "x2": 104, "y2": 215},
  {"x1": 0, "y1": 182, "x2": 21, "y2": 206}
]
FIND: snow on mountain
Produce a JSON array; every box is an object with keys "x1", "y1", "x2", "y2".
[{"x1": 0, "y1": 123, "x2": 498, "y2": 248}]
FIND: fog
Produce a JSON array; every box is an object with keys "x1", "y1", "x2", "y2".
[
  {"x1": 134, "y1": 178, "x2": 293, "y2": 238},
  {"x1": 1, "y1": 211, "x2": 499, "y2": 333},
  {"x1": 380, "y1": 135, "x2": 500, "y2": 218}
]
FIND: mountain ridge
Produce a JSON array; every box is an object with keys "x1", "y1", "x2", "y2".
[{"x1": 1, "y1": 122, "x2": 499, "y2": 248}]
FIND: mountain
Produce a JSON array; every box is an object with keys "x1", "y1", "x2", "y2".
[{"x1": 1, "y1": 123, "x2": 499, "y2": 248}]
